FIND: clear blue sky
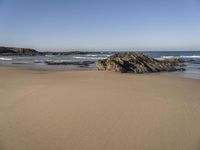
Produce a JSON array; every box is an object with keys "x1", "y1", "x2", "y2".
[{"x1": 0, "y1": 0, "x2": 200, "y2": 51}]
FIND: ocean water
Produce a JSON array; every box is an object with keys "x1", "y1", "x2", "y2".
[{"x1": 0, "y1": 51, "x2": 200, "y2": 79}]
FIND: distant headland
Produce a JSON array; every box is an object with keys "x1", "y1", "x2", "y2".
[{"x1": 0, "y1": 46, "x2": 101, "y2": 56}]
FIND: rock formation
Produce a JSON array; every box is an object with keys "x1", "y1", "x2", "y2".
[{"x1": 96, "y1": 52, "x2": 184, "y2": 73}]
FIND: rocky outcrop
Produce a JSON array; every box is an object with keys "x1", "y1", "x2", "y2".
[
  {"x1": 0, "y1": 47, "x2": 38, "y2": 56},
  {"x1": 96, "y1": 52, "x2": 184, "y2": 73}
]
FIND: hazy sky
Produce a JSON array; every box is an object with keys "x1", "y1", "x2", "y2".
[{"x1": 0, "y1": 0, "x2": 200, "y2": 51}]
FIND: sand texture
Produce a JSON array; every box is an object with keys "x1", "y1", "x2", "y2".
[{"x1": 0, "y1": 67, "x2": 200, "y2": 150}]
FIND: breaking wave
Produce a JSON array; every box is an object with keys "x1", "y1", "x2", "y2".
[
  {"x1": 0, "y1": 57, "x2": 12, "y2": 61},
  {"x1": 156, "y1": 55, "x2": 200, "y2": 59},
  {"x1": 73, "y1": 56, "x2": 106, "y2": 60}
]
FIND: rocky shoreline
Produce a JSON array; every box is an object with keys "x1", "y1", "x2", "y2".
[{"x1": 0, "y1": 46, "x2": 186, "y2": 73}]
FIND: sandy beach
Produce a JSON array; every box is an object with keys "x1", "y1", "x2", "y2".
[{"x1": 0, "y1": 67, "x2": 200, "y2": 150}]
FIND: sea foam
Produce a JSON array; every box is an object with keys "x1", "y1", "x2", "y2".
[
  {"x1": 157, "y1": 55, "x2": 200, "y2": 59},
  {"x1": 0, "y1": 57, "x2": 12, "y2": 61}
]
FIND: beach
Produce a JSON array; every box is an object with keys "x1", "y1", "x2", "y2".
[{"x1": 0, "y1": 67, "x2": 200, "y2": 150}]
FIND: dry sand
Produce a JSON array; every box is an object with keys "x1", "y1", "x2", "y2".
[{"x1": 0, "y1": 67, "x2": 200, "y2": 150}]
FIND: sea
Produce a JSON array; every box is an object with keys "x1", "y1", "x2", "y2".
[{"x1": 0, "y1": 51, "x2": 200, "y2": 80}]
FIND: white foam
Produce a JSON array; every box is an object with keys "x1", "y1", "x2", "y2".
[
  {"x1": 34, "y1": 60, "x2": 45, "y2": 63},
  {"x1": 85, "y1": 54, "x2": 98, "y2": 57},
  {"x1": 156, "y1": 55, "x2": 200, "y2": 60},
  {"x1": 179, "y1": 55, "x2": 200, "y2": 58},
  {"x1": 45, "y1": 55, "x2": 54, "y2": 57},
  {"x1": 0, "y1": 57, "x2": 12, "y2": 61},
  {"x1": 73, "y1": 56, "x2": 106, "y2": 60},
  {"x1": 162, "y1": 56, "x2": 175, "y2": 59},
  {"x1": 46, "y1": 60, "x2": 71, "y2": 62}
]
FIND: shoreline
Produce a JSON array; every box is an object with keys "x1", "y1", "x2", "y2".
[
  {"x1": 0, "y1": 65, "x2": 199, "y2": 80},
  {"x1": 1, "y1": 50, "x2": 200, "y2": 80}
]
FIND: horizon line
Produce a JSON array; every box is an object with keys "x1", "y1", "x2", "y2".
[{"x1": 1, "y1": 45, "x2": 200, "y2": 52}]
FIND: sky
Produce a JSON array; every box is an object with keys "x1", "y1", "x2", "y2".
[{"x1": 0, "y1": 0, "x2": 200, "y2": 51}]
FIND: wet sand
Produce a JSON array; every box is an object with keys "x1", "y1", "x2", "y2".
[{"x1": 0, "y1": 67, "x2": 200, "y2": 150}]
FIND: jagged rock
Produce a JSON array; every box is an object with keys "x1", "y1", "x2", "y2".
[{"x1": 96, "y1": 52, "x2": 184, "y2": 73}]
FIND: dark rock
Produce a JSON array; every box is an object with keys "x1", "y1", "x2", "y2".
[
  {"x1": 45, "y1": 60, "x2": 95, "y2": 67},
  {"x1": 161, "y1": 58, "x2": 184, "y2": 65},
  {"x1": 96, "y1": 52, "x2": 185, "y2": 73},
  {"x1": 12, "y1": 62, "x2": 28, "y2": 64},
  {"x1": 178, "y1": 68, "x2": 186, "y2": 71},
  {"x1": 0, "y1": 46, "x2": 38, "y2": 56}
]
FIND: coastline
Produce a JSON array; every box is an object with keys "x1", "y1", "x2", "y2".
[
  {"x1": 1, "y1": 67, "x2": 200, "y2": 150},
  {"x1": 0, "y1": 65, "x2": 199, "y2": 80},
  {"x1": 1, "y1": 50, "x2": 200, "y2": 79}
]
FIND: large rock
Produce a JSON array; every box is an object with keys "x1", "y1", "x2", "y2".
[{"x1": 96, "y1": 52, "x2": 184, "y2": 73}]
